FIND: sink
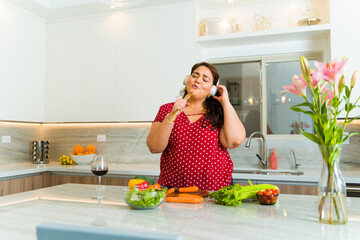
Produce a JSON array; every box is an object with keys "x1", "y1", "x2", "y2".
[{"x1": 233, "y1": 169, "x2": 304, "y2": 175}]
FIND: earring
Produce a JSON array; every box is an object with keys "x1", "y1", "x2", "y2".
[{"x1": 207, "y1": 94, "x2": 211, "y2": 98}]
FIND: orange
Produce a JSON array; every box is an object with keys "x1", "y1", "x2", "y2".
[
  {"x1": 73, "y1": 145, "x2": 84, "y2": 155},
  {"x1": 77, "y1": 152, "x2": 84, "y2": 155},
  {"x1": 84, "y1": 152, "x2": 90, "y2": 155},
  {"x1": 85, "y1": 145, "x2": 96, "y2": 153}
]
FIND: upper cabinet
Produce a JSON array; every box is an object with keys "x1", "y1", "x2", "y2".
[
  {"x1": 45, "y1": 16, "x2": 118, "y2": 122},
  {"x1": 0, "y1": 2, "x2": 46, "y2": 122},
  {"x1": 45, "y1": 2, "x2": 195, "y2": 122}
]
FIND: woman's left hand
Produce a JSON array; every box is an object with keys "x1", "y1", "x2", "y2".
[{"x1": 212, "y1": 85, "x2": 230, "y2": 106}]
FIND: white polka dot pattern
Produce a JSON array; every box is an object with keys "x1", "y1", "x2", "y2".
[{"x1": 153, "y1": 103, "x2": 233, "y2": 191}]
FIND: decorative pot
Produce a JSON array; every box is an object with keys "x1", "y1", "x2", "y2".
[{"x1": 318, "y1": 144, "x2": 347, "y2": 224}]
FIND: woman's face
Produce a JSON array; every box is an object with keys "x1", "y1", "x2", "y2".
[{"x1": 186, "y1": 66, "x2": 214, "y2": 99}]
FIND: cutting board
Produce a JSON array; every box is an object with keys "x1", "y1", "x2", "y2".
[{"x1": 166, "y1": 190, "x2": 210, "y2": 198}]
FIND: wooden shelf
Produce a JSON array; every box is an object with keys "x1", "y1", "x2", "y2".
[{"x1": 196, "y1": 24, "x2": 331, "y2": 49}]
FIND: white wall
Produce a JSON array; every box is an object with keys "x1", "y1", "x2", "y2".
[
  {"x1": 330, "y1": 0, "x2": 360, "y2": 117},
  {"x1": 0, "y1": 2, "x2": 46, "y2": 122}
]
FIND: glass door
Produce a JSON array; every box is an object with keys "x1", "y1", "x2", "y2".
[
  {"x1": 214, "y1": 60, "x2": 261, "y2": 137},
  {"x1": 262, "y1": 53, "x2": 322, "y2": 135}
]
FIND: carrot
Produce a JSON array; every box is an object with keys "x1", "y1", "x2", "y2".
[
  {"x1": 165, "y1": 194, "x2": 204, "y2": 204},
  {"x1": 179, "y1": 186, "x2": 199, "y2": 193},
  {"x1": 167, "y1": 188, "x2": 175, "y2": 194},
  {"x1": 147, "y1": 183, "x2": 162, "y2": 190}
]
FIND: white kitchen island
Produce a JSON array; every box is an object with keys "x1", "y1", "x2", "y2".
[{"x1": 0, "y1": 184, "x2": 359, "y2": 240}]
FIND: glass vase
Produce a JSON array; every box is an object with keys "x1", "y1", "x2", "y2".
[{"x1": 318, "y1": 145, "x2": 347, "y2": 224}]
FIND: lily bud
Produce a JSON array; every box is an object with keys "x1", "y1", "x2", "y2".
[
  {"x1": 337, "y1": 75, "x2": 345, "y2": 93},
  {"x1": 351, "y1": 70, "x2": 360, "y2": 88},
  {"x1": 300, "y1": 56, "x2": 311, "y2": 82}
]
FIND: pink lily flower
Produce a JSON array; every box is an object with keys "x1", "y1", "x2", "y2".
[
  {"x1": 320, "y1": 87, "x2": 335, "y2": 106},
  {"x1": 281, "y1": 75, "x2": 307, "y2": 98},
  {"x1": 309, "y1": 70, "x2": 327, "y2": 90},
  {"x1": 314, "y1": 58, "x2": 348, "y2": 85}
]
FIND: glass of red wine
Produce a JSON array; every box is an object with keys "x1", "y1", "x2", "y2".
[{"x1": 91, "y1": 155, "x2": 108, "y2": 200}]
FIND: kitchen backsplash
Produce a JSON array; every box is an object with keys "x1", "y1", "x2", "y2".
[{"x1": 0, "y1": 121, "x2": 359, "y2": 172}]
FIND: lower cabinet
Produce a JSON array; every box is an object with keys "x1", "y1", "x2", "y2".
[
  {"x1": 234, "y1": 181, "x2": 318, "y2": 195},
  {"x1": 48, "y1": 173, "x2": 134, "y2": 186},
  {"x1": 276, "y1": 184, "x2": 317, "y2": 195},
  {"x1": 0, "y1": 172, "x2": 317, "y2": 197},
  {"x1": 0, "y1": 172, "x2": 50, "y2": 196},
  {"x1": 0, "y1": 172, "x2": 144, "y2": 197}
]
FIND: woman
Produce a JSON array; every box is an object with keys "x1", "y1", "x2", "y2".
[{"x1": 146, "y1": 62, "x2": 246, "y2": 191}]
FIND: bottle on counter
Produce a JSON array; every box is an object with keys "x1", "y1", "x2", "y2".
[{"x1": 270, "y1": 148, "x2": 277, "y2": 170}]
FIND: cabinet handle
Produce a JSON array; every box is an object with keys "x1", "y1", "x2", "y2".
[{"x1": 346, "y1": 187, "x2": 360, "y2": 193}]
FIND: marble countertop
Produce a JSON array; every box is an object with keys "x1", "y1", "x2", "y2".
[
  {"x1": 0, "y1": 162, "x2": 360, "y2": 184},
  {"x1": 0, "y1": 183, "x2": 359, "y2": 240}
]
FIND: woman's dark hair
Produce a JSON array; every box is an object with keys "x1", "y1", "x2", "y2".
[{"x1": 181, "y1": 62, "x2": 224, "y2": 130}]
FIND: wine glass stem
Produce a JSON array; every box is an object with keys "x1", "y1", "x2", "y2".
[{"x1": 98, "y1": 176, "x2": 102, "y2": 198}]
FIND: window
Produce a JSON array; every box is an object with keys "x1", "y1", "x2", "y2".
[{"x1": 213, "y1": 52, "x2": 322, "y2": 136}]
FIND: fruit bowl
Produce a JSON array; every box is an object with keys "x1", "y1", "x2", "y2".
[
  {"x1": 124, "y1": 188, "x2": 166, "y2": 210},
  {"x1": 256, "y1": 192, "x2": 279, "y2": 205},
  {"x1": 70, "y1": 154, "x2": 96, "y2": 165}
]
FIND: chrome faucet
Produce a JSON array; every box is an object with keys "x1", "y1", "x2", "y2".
[
  {"x1": 245, "y1": 131, "x2": 267, "y2": 169},
  {"x1": 290, "y1": 149, "x2": 301, "y2": 171}
]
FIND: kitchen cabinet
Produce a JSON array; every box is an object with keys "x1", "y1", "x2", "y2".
[
  {"x1": 0, "y1": 171, "x2": 159, "y2": 197},
  {"x1": 117, "y1": 3, "x2": 195, "y2": 121},
  {"x1": 48, "y1": 172, "x2": 158, "y2": 188},
  {"x1": 48, "y1": 173, "x2": 132, "y2": 186},
  {"x1": 0, "y1": 172, "x2": 50, "y2": 196},
  {"x1": 0, "y1": 2, "x2": 46, "y2": 122},
  {"x1": 234, "y1": 180, "x2": 318, "y2": 195},
  {"x1": 45, "y1": 16, "x2": 118, "y2": 122},
  {"x1": 45, "y1": 2, "x2": 195, "y2": 122},
  {"x1": 276, "y1": 184, "x2": 317, "y2": 195}
]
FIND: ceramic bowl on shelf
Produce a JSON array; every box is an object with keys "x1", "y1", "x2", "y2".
[{"x1": 70, "y1": 154, "x2": 96, "y2": 165}]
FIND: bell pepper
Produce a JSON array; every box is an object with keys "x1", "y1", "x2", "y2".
[
  {"x1": 135, "y1": 181, "x2": 149, "y2": 191},
  {"x1": 128, "y1": 179, "x2": 145, "y2": 190}
]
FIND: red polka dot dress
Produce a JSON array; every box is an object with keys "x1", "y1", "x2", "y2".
[{"x1": 154, "y1": 103, "x2": 233, "y2": 191}]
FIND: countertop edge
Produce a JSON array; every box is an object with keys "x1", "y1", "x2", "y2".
[{"x1": 0, "y1": 162, "x2": 359, "y2": 184}]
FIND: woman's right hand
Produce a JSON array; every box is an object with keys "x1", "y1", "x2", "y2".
[{"x1": 171, "y1": 98, "x2": 190, "y2": 115}]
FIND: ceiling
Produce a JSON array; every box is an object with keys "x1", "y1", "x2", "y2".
[
  {"x1": 2, "y1": 0, "x2": 192, "y2": 22},
  {"x1": 3, "y1": 0, "x2": 287, "y2": 22}
]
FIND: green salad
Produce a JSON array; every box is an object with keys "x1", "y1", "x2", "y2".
[{"x1": 125, "y1": 188, "x2": 166, "y2": 209}]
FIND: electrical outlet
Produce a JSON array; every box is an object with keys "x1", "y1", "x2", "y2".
[
  {"x1": 2, "y1": 135, "x2": 11, "y2": 143},
  {"x1": 97, "y1": 135, "x2": 106, "y2": 142},
  {"x1": 344, "y1": 132, "x2": 349, "y2": 144}
]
